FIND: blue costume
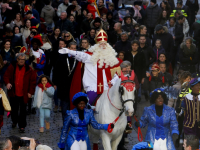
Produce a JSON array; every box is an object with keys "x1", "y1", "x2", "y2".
[
  {"x1": 58, "y1": 92, "x2": 109, "y2": 150},
  {"x1": 139, "y1": 104, "x2": 179, "y2": 150},
  {"x1": 58, "y1": 108, "x2": 108, "y2": 150}
]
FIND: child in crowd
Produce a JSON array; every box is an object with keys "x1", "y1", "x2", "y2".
[
  {"x1": 153, "y1": 39, "x2": 165, "y2": 61},
  {"x1": 33, "y1": 75, "x2": 55, "y2": 133},
  {"x1": 101, "y1": 13, "x2": 109, "y2": 31}
]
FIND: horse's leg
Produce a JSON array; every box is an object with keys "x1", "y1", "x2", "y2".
[
  {"x1": 111, "y1": 133, "x2": 123, "y2": 150},
  {"x1": 100, "y1": 132, "x2": 112, "y2": 150}
]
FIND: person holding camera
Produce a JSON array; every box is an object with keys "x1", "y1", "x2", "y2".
[{"x1": 8, "y1": 136, "x2": 36, "y2": 150}]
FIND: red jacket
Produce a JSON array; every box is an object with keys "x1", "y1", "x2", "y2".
[{"x1": 3, "y1": 62, "x2": 37, "y2": 104}]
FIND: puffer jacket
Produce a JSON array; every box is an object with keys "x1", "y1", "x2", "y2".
[
  {"x1": 33, "y1": 86, "x2": 55, "y2": 110},
  {"x1": 146, "y1": 4, "x2": 162, "y2": 28},
  {"x1": 41, "y1": 5, "x2": 55, "y2": 25}
]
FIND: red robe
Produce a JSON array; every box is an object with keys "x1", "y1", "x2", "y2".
[
  {"x1": 87, "y1": 4, "x2": 97, "y2": 20},
  {"x1": 69, "y1": 53, "x2": 122, "y2": 109}
]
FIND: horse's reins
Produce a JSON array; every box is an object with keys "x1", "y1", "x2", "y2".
[{"x1": 107, "y1": 78, "x2": 143, "y2": 142}]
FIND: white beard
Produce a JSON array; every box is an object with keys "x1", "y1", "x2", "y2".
[{"x1": 88, "y1": 43, "x2": 119, "y2": 68}]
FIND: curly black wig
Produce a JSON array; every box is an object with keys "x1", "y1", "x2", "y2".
[
  {"x1": 73, "y1": 96, "x2": 88, "y2": 106},
  {"x1": 150, "y1": 91, "x2": 168, "y2": 105}
]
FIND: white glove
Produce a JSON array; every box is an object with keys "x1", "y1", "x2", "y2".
[{"x1": 58, "y1": 48, "x2": 69, "y2": 54}]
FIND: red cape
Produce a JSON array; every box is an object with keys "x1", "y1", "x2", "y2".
[{"x1": 69, "y1": 53, "x2": 122, "y2": 110}]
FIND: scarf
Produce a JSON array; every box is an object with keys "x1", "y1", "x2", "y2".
[
  {"x1": 38, "y1": 82, "x2": 52, "y2": 92},
  {"x1": 133, "y1": 6, "x2": 142, "y2": 19},
  {"x1": 4, "y1": 49, "x2": 10, "y2": 53}
]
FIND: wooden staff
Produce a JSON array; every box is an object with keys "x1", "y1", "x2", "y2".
[{"x1": 94, "y1": 0, "x2": 100, "y2": 17}]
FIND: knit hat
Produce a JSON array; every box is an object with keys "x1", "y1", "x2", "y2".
[
  {"x1": 151, "y1": 63, "x2": 160, "y2": 71},
  {"x1": 155, "y1": 24, "x2": 163, "y2": 32},
  {"x1": 93, "y1": 17, "x2": 101, "y2": 24},
  {"x1": 189, "y1": 77, "x2": 200, "y2": 87},
  {"x1": 151, "y1": 0, "x2": 157, "y2": 4},
  {"x1": 72, "y1": 92, "x2": 88, "y2": 106},
  {"x1": 134, "y1": 1, "x2": 142, "y2": 6}
]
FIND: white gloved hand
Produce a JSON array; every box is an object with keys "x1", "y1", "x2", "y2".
[{"x1": 59, "y1": 48, "x2": 69, "y2": 54}]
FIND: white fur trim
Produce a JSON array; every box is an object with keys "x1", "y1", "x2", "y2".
[
  {"x1": 41, "y1": 42, "x2": 52, "y2": 50},
  {"x1": 185, "y1": 93, "x2": 200, "y2": 101}
]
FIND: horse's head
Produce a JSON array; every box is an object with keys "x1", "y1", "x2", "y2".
[{"x1": 119, "y1": 70, "x2": 135, "y2": 116}]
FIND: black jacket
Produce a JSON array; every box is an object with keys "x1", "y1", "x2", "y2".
[
  {"x1": 53, "y1": 54, "x2": 78, "y2": 100},
  {"x1": 143, "y1": 75, "x2": 165, "y2": 92},
  {"x1": 161, "y1": 72, "x2": 173, "y2": 86},
  {"x1": 80, "y1": 18, "x2": 92, "y2": 34},
  {"x1": 132, "y1": 33, "x2": 151, "y2": 47},
  {"x1": 186, "y1": 0, "x2": 199, "y2": 25},
  {"x1": 115, "y1": 40, "x2": 132, "y2": 53},
  {"x1": 152, "y1": 32, "x2": 174, "y2": 61},
  {"x1": 108, "y1": 31, "x2": 122, "y2": 47},
  {"x1": 179, "y1": 43, "x2": 198, "y2": 73},
  {"x1": 55, "y1": 19, "x2": 74, "y2": 35},
  {"x1": 138, "y1": 44, "x2": 156, "y2": 71},
  {"x1": 145, "y1": 4, "x2": 162, "y2": 28},
  {"x1": 174, "y1": 22, "x2": 184, "y2": 46},
  {"x1": 124, "y1": 51, "x2": 146, "y2": 83}
]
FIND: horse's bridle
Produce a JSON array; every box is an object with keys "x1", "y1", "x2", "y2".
[{"x1": 119, "y1": 79, "x2": 135, "y2": 111}]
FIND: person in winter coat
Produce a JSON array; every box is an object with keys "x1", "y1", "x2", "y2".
[
  {"x1": 124, "y1": 40, "x2": 146, "y2": 84},
  {"x1": 153, "y1": 39, "x2": 165, "y2": 61},
  {"x1": 52, "y1": 42, "x2": 78, "y2": 122},
  {"x1": 143, "y1": 63, "x2": 166, "y2": 100},
  {"x1": 41, "y1": 0, "x2": 55, "y2": 29},
  {"x1": 106, "y1": 12, "x2": 116, "y2": 33},
  {"x1": 174, "y1": 15, "x2": 184, "y2": 47},
  {"x1": 138, "y1": 35, "x2": 156, "y2": 71},
  {"x1": 107, "y1": 3, "x2": 119, "y2": 22},
  {"x1": 132, "y1": 1, "x2": 145, "y2": 25},
  {"x1": 175, "y1": 0, "x2": 191, "y2": 25},
  {"x1": 122, "y1": 15, "x2": 136, "y2": 39},
  {"x1": 192, "y1": 15, "x2": 200, "y2": 48},
  {"x1": 135, "y1": 89, "x2": 179, "y2": 150},
  {"x1": 179, "y1": 38, "x2": 198, "y2": 74},
  {"x1": 3, "y1": 53, "x2": 37, "y2": 133},
  {"x1": 166, "y1": 17, "x2": 176, "y2": 38},
  {"x1": 186, "y1": 0, "x2": 199, "y2": 34},
  {"x1": 132, "y1": 25, "x2": 151, "y2": 46},
  {"x1": 158, "y1": 53, "x2": 173, "y2": 75},
  {"x1": 101, "y1": 14, "x2": 109, "y2": 32},
  {"x1": 13, "y1": 26, "x2": 27, "y2": 50},
  {"x1": 33, "y1": 75, "x2": 55, "y2": 133},
  {"x1": 90, "y1": 17, "x2": 104, "y2": 31},
  {"x1": 145, "y1": 0, "x2": 162, "y2": 37},
  {"x1": 58, "y1": 92, "x2": 114, "y2": 150},
  {"x1": 115, "y1": 32, "x2": 132, "y2": 53},
  {"x1": 152, "y1": 24, "x2": 174, "y2": 61},
  {"x1": 160, "y1": 0, "x2": 171, "y2": 18},
  {"x1": 159, "y1": 62, "x2": 173, "y2": 86},
  {"x1": 57, "y1": 0, "x2": 71, "y2": 17},
  {"x1": 55, "y1": 12, "x2": 74, "y2": 35},
  {"x1": 80, "y1": 13, "x2": 93, "y2": 35},
  {"x1": 21, "y1": 19, "x2": 31, "y2": 39},
  {"x1": 98, "y1": 0, "x2": 108, "y2": 17},
  {"x1": 157, "y1": 10, "x2": 169, "y2": 25}
]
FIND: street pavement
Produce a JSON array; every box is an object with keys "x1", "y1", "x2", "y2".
[{"x1": 0, "y1": 96, "x2": 170, "y2": 150}]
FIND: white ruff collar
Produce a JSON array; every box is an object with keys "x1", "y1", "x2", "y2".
[
  {"x1": 185, "y1": 93, "x2": 200, "y2": 101},
  {"x1": 32, "y1": 49, "x2": 44, "y2": 58}
]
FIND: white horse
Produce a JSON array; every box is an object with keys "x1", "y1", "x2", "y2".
[{"x1": 89, "y1": 71, "x2": 136, "y2": 150}]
